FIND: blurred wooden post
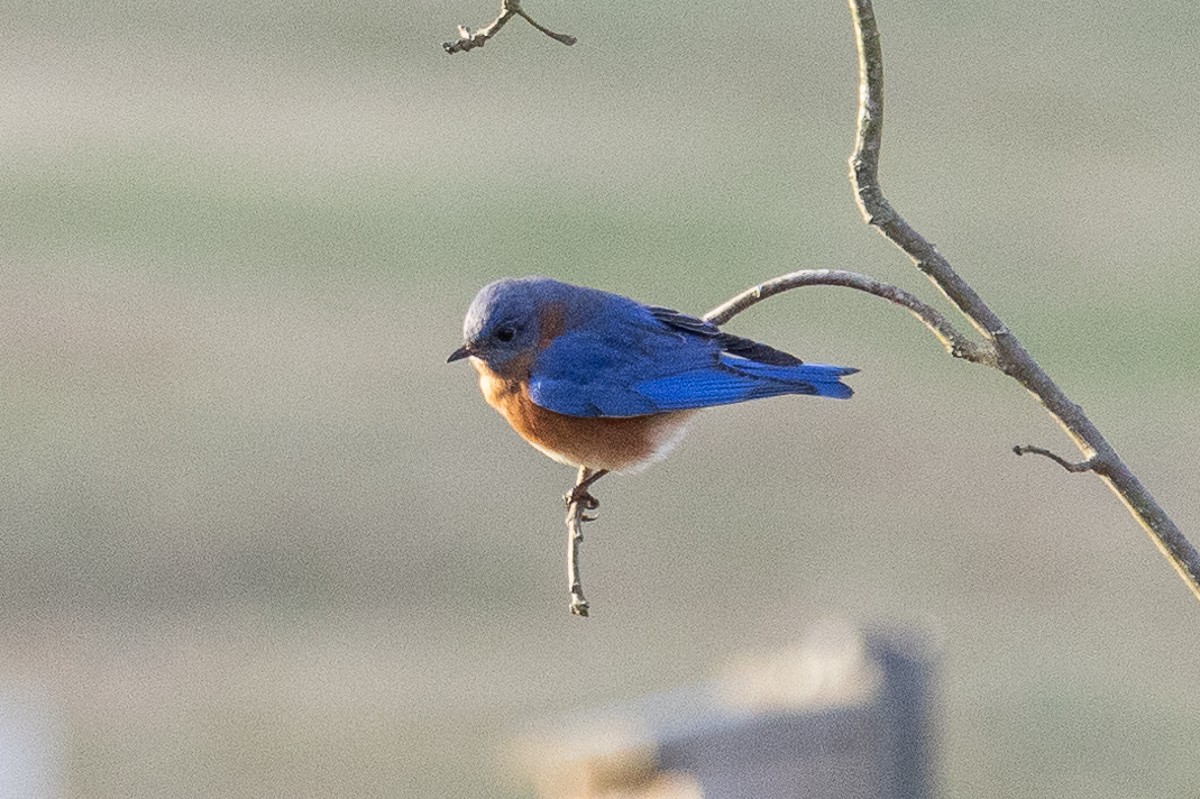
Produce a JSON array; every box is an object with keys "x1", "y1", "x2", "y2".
[
  {"x1": 516, "y1": 621, "x2": 936, "y2": 799},
  {"x1": 0, "y1": 690, "x2": 62, "y2": 799}
]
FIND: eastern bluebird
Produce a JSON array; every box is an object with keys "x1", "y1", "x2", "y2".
[{"x1": 448, "y1": 277, "x2": 858, "y2": 479}]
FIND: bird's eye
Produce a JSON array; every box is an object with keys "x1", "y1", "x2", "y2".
[{"x1": 494, "y1": 326, "x2": 516, "y2": 343}]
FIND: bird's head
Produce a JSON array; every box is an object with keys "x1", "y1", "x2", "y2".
[{"x1": 448, "y1": 277, "x2": 554, "y2": 371}]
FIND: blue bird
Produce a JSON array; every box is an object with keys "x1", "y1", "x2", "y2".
[{"x1": 448, "y1": 277, "x2": 858, "y2": 476}]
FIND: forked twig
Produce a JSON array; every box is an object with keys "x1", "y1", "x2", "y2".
[{"x1": 444, "y1": 0, "x2": 576, "y2": 54}]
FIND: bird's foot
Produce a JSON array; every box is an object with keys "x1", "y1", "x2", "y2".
[{"x1": 563, "y1": 484, "x2": 601, "y2": 513}]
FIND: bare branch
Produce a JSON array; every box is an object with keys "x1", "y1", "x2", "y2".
[
  {"x1": 705, "y1": 269, "x2": 998, "y2": 367},
  {"x1": 442, "y1": 0, "x2": 1200, "y2": 607},
  {"x1": 1013, "y1": 445, "x2": 1099, "y2": 474},
  {"x1": 444, "y1": 0, "x2": 576, "y2": 54},
  {"x1": 847, "y1": 0, "x2": 1200, "y2": 600}
]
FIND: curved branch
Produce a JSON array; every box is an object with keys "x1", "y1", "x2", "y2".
[
  {"x1": 704, "y1": 269, "x2": 997, "y2": 367},
  {"x1": 847, "y1": 0, "x2": 1200, "y2": 601}
]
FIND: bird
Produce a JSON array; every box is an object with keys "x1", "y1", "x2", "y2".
[{"x1": 448, "y1": 277, "x2": 858, "y2": 500}]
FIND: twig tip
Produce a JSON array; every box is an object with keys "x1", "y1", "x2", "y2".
[{"x1": 1013, "y1": 444, "x2": 1097, "y2": 474}]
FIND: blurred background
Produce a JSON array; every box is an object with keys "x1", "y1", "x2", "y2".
[{"x1": 2, "y1": 0, "x2": 1199, "y2": 795}]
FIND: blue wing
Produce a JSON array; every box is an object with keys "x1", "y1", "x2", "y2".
[
  {"x1": 528, "y1": 305, "x2": 857, "y2": 418},
  {"x1": 528, "y1": 325, "x2": 705, "y2": 417}
]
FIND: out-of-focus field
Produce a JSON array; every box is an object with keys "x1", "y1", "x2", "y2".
[{"x1": 2, "y1": 1, "x2": 1198, "y2": 796}]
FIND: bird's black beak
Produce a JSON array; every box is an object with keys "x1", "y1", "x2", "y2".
[{"x1": 447, "y1": 344, "x2": 472, "y2": 363}]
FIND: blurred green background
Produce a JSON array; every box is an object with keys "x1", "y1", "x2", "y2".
[{"x1": 2, "y1": 0, "x2": 1198, "y2": 796}]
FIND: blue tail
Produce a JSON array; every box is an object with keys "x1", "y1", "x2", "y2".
[
  {"x1": 632, "y1": 356, "x2": 858, "y2": 411},
  {"x1": 724, "y1": 357, "x2": 858, "y2": 400}
]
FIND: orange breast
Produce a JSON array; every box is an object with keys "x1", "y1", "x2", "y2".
[{"x1": 474, "y1": 360, "x2": 692, "y2": 473}]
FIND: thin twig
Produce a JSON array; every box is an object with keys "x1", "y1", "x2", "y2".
[
  {"x1": 1013, "y1": 445, "x2": 1099, "y2": 474},
  {"x1": 512, "y1": 6, "x2": 578, "y2": 46},
  {"x1": 444, "y1": 0, "x2": 576, "y2": 54},
  {"x1": 846, "y1": 0, "x2": 1200, "y2": 600},
  {"x1": 565, "y1": 466, "x2": 605, "y2": 616},
  {"x1": 705, "y1": 269, "x2": 997, "y2": 367}
]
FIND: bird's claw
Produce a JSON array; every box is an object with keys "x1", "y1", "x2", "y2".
[{"x1": 564, "y1": 486, "x2": 601, "y2": 511}]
